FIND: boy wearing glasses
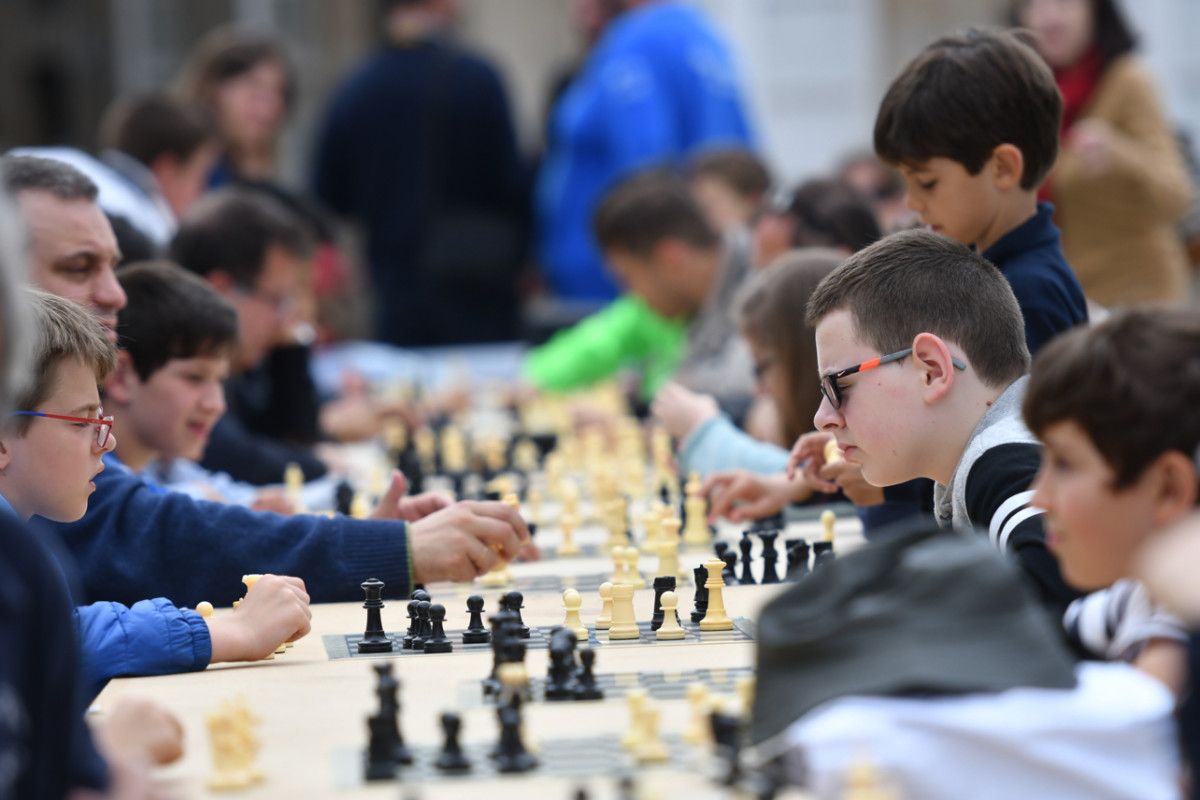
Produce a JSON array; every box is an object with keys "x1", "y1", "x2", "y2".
[
  {"x1": 0, "y1": 290, "x2": 312, "y2": 700},
  {"x1": 798, "y1": 229, "x2": 1076, "y2": 611}
]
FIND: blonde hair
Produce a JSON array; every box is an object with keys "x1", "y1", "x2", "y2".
[{"x1": 10, "y1": 290, "x2": 116, "y2": 433}]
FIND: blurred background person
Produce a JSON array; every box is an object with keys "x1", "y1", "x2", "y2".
[
  {"x1": 312, "y1": 0, "x2": 528, "y2": 347},
  {"x1": 1015, "y1": 0, "x2": 1194, "y2": 308}
]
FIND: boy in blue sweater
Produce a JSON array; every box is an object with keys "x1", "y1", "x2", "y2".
[
  {"x1": 0, "y1": 290, "x2": 312, "y2": 700},
  {"x1": 2, "y1": 154, "x2": 533, "y2": 608}
]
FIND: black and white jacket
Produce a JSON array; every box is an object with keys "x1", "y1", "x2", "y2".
[{"x1": 934, "y1": 377, "x2": 1079, "y2": 611}]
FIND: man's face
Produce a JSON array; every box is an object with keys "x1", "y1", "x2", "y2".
[
  {"x1": 18, "y1": 191, "x2": 125, "y2": 341},
  {"x1": 812, "y1": 309, "x2": 924, "y2": 487},
  {"x1": 605, "y1": 246, "x2": 694, "y2": 319},
  {"x1": 0, "y1": 357, "x2": 114, "y2": 522},
  {"x1": 121, "y1": 355, "x2": 229, "y2": 463},
  {"x1": 1031, "y1": 420, "x2": 1165, "y2": 591},
  {"x1": 222, "y1": 244, "x2": 299, "y2": 371},
  {"x1": 898, "y1": 157, "x2": 1004, "y2": 251}
]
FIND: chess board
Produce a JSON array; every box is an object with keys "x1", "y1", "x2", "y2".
[
  {"x1": 333, "y1": 733, "x2": 700, "y2": 787},
  {"x1": 456, "y1": 665, "x2": 755, "y2": 707},
  {"x1": 323, "y1": 617, "x2": 755, "y2": 660}
]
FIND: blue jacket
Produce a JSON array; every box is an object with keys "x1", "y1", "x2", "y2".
[
  {"x1": 983, "y1": 202, "x2": 1089, "y2": 355},
  {"x1": 536, "y1": 2, "x2": 754, "y2": 301},
  {"x1": 75, "y1": 598, "x2": 210, "y2": 703},
  {"x1": 34, "y1": 454, "x2": 413, "y2": 608}
]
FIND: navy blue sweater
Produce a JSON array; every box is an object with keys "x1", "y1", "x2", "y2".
[
  {"x1": 35, "y1": 455, "x2": 413, "y2": 608},
  {"x1": 982, "y1": 202, "x2": 1088, "y2": 355}
]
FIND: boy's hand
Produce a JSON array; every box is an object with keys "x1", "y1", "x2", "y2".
[
  {"x1": 1067, "y1": 118, "x2": 1115, "y2": 174},
  {"x1": 208, "y1": 575, "x2": 311, "y2": 663},
  {"x1": 96, "y1": 696, "x2": 184, "y2": 766},
  {"x1": 371, "y1": 470, "x2": 451, "y2": 522},
  {"x1": 787, "y1": 431, "x2": 839, "y2": 492},
  {"x1": 818, "y1": 459, "x2": 885, "y2": 506},
  {"x1": 651, "y1": 382, "x2": 719, "y2": 442},
  {"x1": 251, "y1": 488, "x2": 295, "y2": 515},
  {"x1": 409, "y1": 501, "x2": 538, "y2": 584},
  {"x1": 702, "y1": 471, "x2": 811, "y2": 523}
]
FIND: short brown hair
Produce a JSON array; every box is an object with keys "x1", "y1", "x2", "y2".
[
  {"x1": 0, "y1": 155, "x2": 97, "y2": 202},
  {"x1": 100, "y1": 94, "x2": 214, "y2": 168},
  {"x1": 738, "y1": 247, "x2": 844, "y2": 443},
  {"x1": 1024, "y1": 308, "x2": 1200, "y2": 489},
  {"x1": 806, "y1": 229, "x2": 1029, "y2": 388},
  {"x1": 10, "y1": 291, "x2": 116, "y2": 433},
  {"x1": 593, "y1": 169, "x2": 720, "y2": 256},
  {"x1": 689, "y1": 149, "x2": 772, "y2": 201},
  {"x1": 874, "y1": 27, "x2": 1060, "y2": 190}
]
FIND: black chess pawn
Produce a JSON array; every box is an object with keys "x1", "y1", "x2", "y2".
[
  {"x1": 401, "y1": 600, "x2": 419, "y2": 649},
  {"x1": 720, "y1": 551, "x2": 739, "y2": 585},
  {"x1": 424, "y1": 604, "x2": 454, "y2": 653},
  {"x1": 494, "y1": 694, "x2": 537, "y2": 773},
  {"x1": 372, "y1": 662, "x2": 413, "y2": 765},
  {"x1": 434, "y1": 712, "x2": 471, "y2": 773},
  {"x1": 503, "y1": 591, "x2": 531, "y2": 638},
  {"x1": 411, "y1": 600, "x2": 431, "y2": 651},
  {"x1": 690, "y1": 564, "x2": 710, "y2": 623},
  {"x1": 758, "y1": 531, "x2": 781, "y2": 584},
  {"x1": 714, "y1": 540, "x2": 730, "y2": 560},
  {"x1": 786, "y1": 539, "x2": 811, "y2": 580},
  {"x1": 334, "y1": 480, "x2": 355, "y2": 516},
  {"x1": 358, "y1": 578, "x2": 393, "y2": 654},
  {"x1": 543, "y1": 629, "x2": 579, "y2": 701},
  {"x1": 483, "y1": 609, "x2": 517, "y2": 695},
  {"x1": 364, "y1": 712, "x2": 397, "y2": 780},
  {"x1": 463, "y1": 595, "x2": 490, "y2": 644},
  {"x1": 650, "y1": 576, "x2": 677, "y2": 631},
  {"x1": 709, "y1": 710, "x2": 743, "y2": 787},
  {"x1": 572, "y1": 646, "x2": 604, "y2": 701},
  {"x1": 738, "y1": 533, "x2": 757, "y2": 585},
  {"x1": 812, "y1": 541, "x2": 835, "y2": 569},
  {"x1": 411, "y1": 588, "x2": 430, "y2": 603}
]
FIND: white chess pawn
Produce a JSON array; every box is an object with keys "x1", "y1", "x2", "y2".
[
  {"x1": 699, "y1": 559, "x2": 733, "y2": 631},
  {"x1": 683, "y1": 682, "x2": 712, "y2": 746},
  {"x1": 735, "y1": 674, "x2": 756, "y2": 720},
  {"x1": 683, "y1": 472, "x2": 710, "y2": 547},
  {"x1": 606, "y1": 583, "x2": 640, "y2": 640},
  {"x1": 640, "y1": 507, "x2": 662, "y2": 554},
  {"x1": 621, "y1": 689, "x2": 648, "y2": 751},
  {"x1": 821, "y1": 509, "x2": 837, "y2": 542},
  {"x1": 610, "y1": 546, "x2": 629, "y2": 585},
  {"x1": 622, "y1": 546, "x2": 646, "y2": 589},
  {"x1": 655, "y1": 591, "x2": 685, "y2": 640},
  {"x1": 595, "y1": 582, "x2": 614, "y2": 630},
  {"x1": 655, "y1": 521, "x2": 681, "y2": 580},
  {"x1": 562, "y1": 589, "x2": 589, "y2": 640},
  {"x1": 634, "y1": 704, "x2": 669, "y2": 764},
  {"x1": 196, "y1": 601, "x2": 214, "y2": 618},
  {"x1": 349, "y1": 492, "x2": 370, "y2": 520},
  {"x1": 558, "y1": 511, "x2": 581, "y2": 557}
]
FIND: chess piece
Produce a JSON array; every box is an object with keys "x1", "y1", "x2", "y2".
[
  {"x1": 434, "y1": 712, "x2": 471, "y2": 774},
  {"x1": 349, "y1": 492, "x2": 371, "y2": 520},
  {"x1": 526, "y1": 485, "x2": 543, "y2": 527},
  {"x1": 655, "y1": 591, "x2": 685, "y2": 640},
  {"x1": 606, "y1": 583, "x2": 640, "y2": 640},
  {"x1": 759, "y1": 531, "x2": 781, "y2": 584},
  {"x1": 650, "y1": 576, "x2": 676, "y2": 631},
  {"x1": 494, "y1": 663, "x2": 537, "y2": 773},
  {"x1": 683, "y1": 472, "x2": 710, "y2": 547},
  {"x1": 401, "y1": 600, "x2": 419, "y2": 649},
  {"x1": 738, "y1": 533, "x2": 757, "y2": 585},
  {"x1": 786, "y1": 539, "x2": 811, "y2": 580},
  {"x1": 595, "y1": 582, "x2": 614, "y2": 630},
  {"x1": 714, "y1": 540, "x2": 730, "y2": 560},
  {"x1": 824, "y1": 438, "x2": 844, "y2": 465},
  {"x1": 483, "y1": 610, "x2": 515, "y2": 696},
  {"x1": 412, "y1": 600, "x2": 432, "y2": 651},
  {"x1": 573, "y1": 647, "x2": 604, "y2": 700},
  {"x1": 639, "y1": 507, "x2": 661, "y2": 554},
  {"x1": 543, "y1": 629, "x2": 579, "y2": 701},
  {"x1": 364, "y1": 712, "x2": 398, "y2": 781},
  {"x1": 335, "y1": 480, "x2": 354, "y2": 516},
  {"x1": 682, "y1": 683, "x2": 712, "y2": 746},
  {"x1": 363, "y1": 662, "x2": 412, "y2": 778},
  {"x1": 699, "y1": 559, "x2": 733, "y2": 631},
  {"x1": 358, "y1": 578, "x2": 393, "y2": 654},
  {"x1": 558, "y1": 511, "x2": 581, "y2": 557},
  {"x1": 621, "y1": 689, "x2": 649, "y2": 751},
  {"x1": 423, "y1": 604, "x2": 453, "y2": 653},
  {"x1": 622, "y1": 546, "x2": 646, "y2": 589},
  {"x1": 503, "y1": 591, "x2": 531, "y2": 638},
  {"x1": 735, "y1": 674, "x2": 756, "y2": 720},
  {"x1": 842, "y1": 754, "x2": 901, "y2": 800},
  {"x1": 609, "y1": 545, "x2": 628, "y2": 585},
  {"x1": 720, "y1": 551, "x2": 739, "y2": 585},
  {"x1": 690, "y1": 564, "x2": 710, "y2": 623},
  {"x1": 634, "y1": 705, "x2": 669, "y2": 764},
  {"x1": 207, "y1": 697, "x2": 264, "y2": 789},
  {"x1": 813, "y1": 540, "x2": 835, "y2": 569},
  {"x1": 821, "y1": 509, "x2": 837, "y2": 542},
  {"x1": 562, "y1": 589, "x2": 589, "y2": 640},
  {"x1": 196, "y1": 601, "x2": 214, "y2": 618},
  {"x1": 655, "y1": 529, "x2": 680, "y2": 582},
  {"x1": 604, "y1": 497, "x2": 628, "y2": 550},
  {"x1": 710, "y1": 710, "x2": 743, "y2": 786},
  {"x1": 283, "y1": 462, "x2": 305, "y2": 513},
  {"x1": 462, "y1": 595, "x2": 491, "y2": 644}
]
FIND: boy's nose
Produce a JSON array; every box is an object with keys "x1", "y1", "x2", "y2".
[{"x1": 813, "y1": 394, "x2": 844, "y2": 432}]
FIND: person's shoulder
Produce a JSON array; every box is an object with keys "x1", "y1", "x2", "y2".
[{"x1": 1098, "y1": 54, "x2": 1156, "y2": 95}]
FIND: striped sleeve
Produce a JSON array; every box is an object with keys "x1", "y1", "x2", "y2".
[
  {"x1": 1064, "y1": 580, "x2": 1188, "y2": 662},
  {"x1": 963, "y1": 443, "x2": 1080, "y2": 612}
]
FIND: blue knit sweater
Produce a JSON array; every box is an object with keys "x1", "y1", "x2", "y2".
[{"x1": 35, "y1": 454, "x2": 413, "y2": 608}]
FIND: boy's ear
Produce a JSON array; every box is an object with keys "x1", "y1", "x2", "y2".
[
  {"x1": 206, "y1": 270, "x2": 236, "y2": 295},
  {"x1": 911, "y1": 332, "x2": 957, "y2": 404},
  {"x1": 1148, "y1": 450, "x2": 1199, "y2": 528},
  {"x1": 990, "y1": 144, "x2": 1025, "y2": 191},
  {"x1": 103, "y1": 351, "x2": 138, "y2": 406}
]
